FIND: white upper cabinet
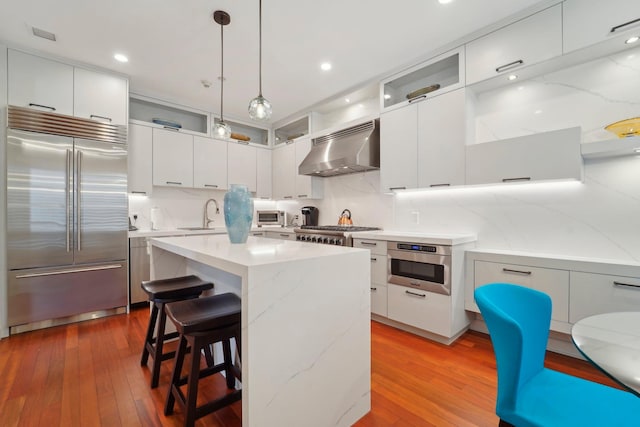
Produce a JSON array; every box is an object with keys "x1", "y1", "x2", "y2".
[
  {"x1": 227, "y1": 142, "x2": 257, "y2": 193},
  {"x1": 152, "y1": 128, "x2": 194, "y2": 188},
  {"x1": 272, "y1": 143, "x2": 296, "y2": 199},
  {"x1": 563, "y1": 0, "x2": 640, "y2": 54},
  {"x1": 193, "y1": 136, "x2": 227, "y2": 190},
  {"x1": 417, "y1": 88, "x2": 466, "y2": 188},
  {"x1": 380, "y1": 104, "x2": 419, "y2": 191},
  {"x1": 8, "y1": 49, "x2": 74, "y2": 115},
  {"x1": 465, "y1": 5, "x2": 562, "y2": 85},
  {"x1": 74, "y1": 67, "x2": 128, "y2": 126},
  {"x1": 128, "y1": 123, "x2": 153, "y2": 195},
  {"x1": 256, "y1": 147, "x2": 272, "y2": 199},
  {"x1": 465, "y1": 127, "x2": 583, "y2": 185},
  {"x1": 380, "y1": 89, "x2": 466, "y2": 191},
  {"x1": 294, "y1": 138, "x2": 323, "y2": 199}
]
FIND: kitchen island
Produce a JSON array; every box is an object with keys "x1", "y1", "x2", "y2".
[{"x1": 149, "y1": 234, "x2": 371, "y2": 427}]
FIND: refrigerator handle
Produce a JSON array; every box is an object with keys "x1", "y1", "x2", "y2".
[
  {"x1": 76, "y1": 150, "x2": 82, "y2": 252},
  {"x1": 66, "y1": 149, "x2": 72, "y2": 252}
]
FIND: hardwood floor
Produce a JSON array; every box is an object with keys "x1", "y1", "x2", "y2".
[{"x1": 0, "y1": 308, "x2": 619, "y2": 426}]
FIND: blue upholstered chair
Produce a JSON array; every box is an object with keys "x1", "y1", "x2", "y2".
[{"x1": 475, "y1": 283, "x2": 640, "y2": 427}]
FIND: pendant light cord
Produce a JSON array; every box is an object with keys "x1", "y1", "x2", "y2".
[
  {"x1": 258, "y1": 0, "x2": 263, "y2": 96},
  {"x1": 220, "y1": 21, "x2": 225, "y2": 121}
]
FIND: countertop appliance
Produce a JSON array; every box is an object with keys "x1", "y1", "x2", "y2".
[
  {"x1": 301, "y1": 206, "x2": 319, "y2": 226},
  {"x1": 387, "y1": 241, "x2": 451, "y2": 295},
  {"x1": 298, "y1": 118, "x2": 380, "y2": 177},
  {"x1": 256, "y1": 210, "x2": 286, "y2": 227},
  {"x1": 6, "y1": 106, "x2": 128, "y2": 333},
  {"x1": 295, "y1": 225, "x2": 381, "y2": 246}
]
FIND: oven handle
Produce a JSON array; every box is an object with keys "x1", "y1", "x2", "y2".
[{"x1": 405, "y1": 290, "x2": 426, "y2": 298}]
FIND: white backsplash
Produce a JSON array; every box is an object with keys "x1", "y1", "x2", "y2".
[{"x1": 474, "y1": 45, "x2": 640, "y2": 144}]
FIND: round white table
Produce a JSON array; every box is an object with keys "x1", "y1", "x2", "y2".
[{"x1": 571, "y1": 312, "x2": 640, "y2": 397}]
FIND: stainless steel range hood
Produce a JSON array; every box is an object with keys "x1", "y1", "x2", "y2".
[{"x1": 298, "y1": 119, "x2": 380, "y2": 177}]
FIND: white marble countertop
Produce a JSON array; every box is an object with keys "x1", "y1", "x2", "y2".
[
  {"x1": 151, "y1": 234, "x2": 364, "y2": 270},
  {"x1": 130, "y1": 226, "x2": 298, "y2": 238},
  {"x1": 351, "y1": 230, "x2": 477, "y2": 246}
]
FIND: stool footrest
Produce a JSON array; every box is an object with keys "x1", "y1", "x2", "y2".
[{"x1": 195, "y1": 389, "x2": 242, "y2": 419}]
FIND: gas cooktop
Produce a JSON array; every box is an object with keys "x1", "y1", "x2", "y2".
[{"x1": 299, "y1": 225, "x2": 381, "y2": 232}]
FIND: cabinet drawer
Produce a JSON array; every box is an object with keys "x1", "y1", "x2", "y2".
[
  {"x1": 387, "y1": 284, "x2": 450, "y2": 337},
  {"x1": 474, "y1": 260, "x2": 569, "y2": 322},
  {"x1": 465, "y1": 5, "x2": 562, "y2": 85},
  {"x1": 370, "y1": 283, "x2": 387, "y2": 317},
  {"x1": 353, "y1": 239, "x2": 387, "y2": 255},
  {"x1": 570, "y1": 272, "x2": 640, "y2": 323}
]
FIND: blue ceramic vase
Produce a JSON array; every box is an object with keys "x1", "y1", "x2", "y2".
[{"x1": 224, "y1": 184, "x2": 254, "y2": 244}]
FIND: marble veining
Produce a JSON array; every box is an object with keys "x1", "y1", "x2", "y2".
[{"x1": 150, "y1": 235, "x2": 371, "y2": 427}]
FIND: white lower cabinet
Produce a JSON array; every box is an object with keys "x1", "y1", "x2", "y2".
[
  {"x1": 265, "y1": 231, "x2": 296, "y2": 240},
  {"x1": 152, "y1": 128, "x2": 194, "y2": 188},
  {"x1": 388, "y1": 284, "x2": 451, "y2": 337},
  {"x1": 569, "y1": 272, "x2": 640, "y2": 323},
  {"x1": 474, "y1": 260, "x2": 569, "y2": 323},
  {"x1": 354, "y1": 238, "x2": 388, "y2": 317}
]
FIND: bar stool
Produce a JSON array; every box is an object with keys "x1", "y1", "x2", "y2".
[
  {"x1": 164, "y1": 293, "x2": 242, "y2": 427},
  {"x1": 140, "y1": 275, "x2": 214, "y2": 388}
]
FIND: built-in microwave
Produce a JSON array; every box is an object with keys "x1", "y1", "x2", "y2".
[
  {"x1": 387, "y1": 241, "x2": 451, "y2": 295},
  {"x1": 256, "y1": 210, "x2": 287, "y2": 227}
]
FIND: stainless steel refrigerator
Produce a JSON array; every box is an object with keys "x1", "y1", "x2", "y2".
[{"x1": 6, "y1": 106, "x2": 128, "y2": 333}]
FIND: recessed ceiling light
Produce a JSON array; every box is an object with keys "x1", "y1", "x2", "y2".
[
  {"x1": 384, "y1": 94, "x2": 391, "y2": 100},
  {"x1": 438, "y1": 0, "x2": 454, "y2": 4},
  {"x1": 320, "y1": 62, "x2": 332, "y2": 71},
  {"x1": 625, "y1": 36, "x2": 639, "y2": 44},
  {"x1": 508, "y1": 74, "x2": 518, "y2": 81},
  {"x1": 114, "y1": 53, "x2": 129, "y2": 63},
  {"x1": 345, "y1": 98, "x2": 351, "y2": 103},
  {"x1": 534, "y1": 109, "x2": 542, "y2": 115}
]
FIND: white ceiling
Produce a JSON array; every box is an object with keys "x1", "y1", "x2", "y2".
[{"x1": 0, "y1": 0, "x2": 547, "y2": 125}]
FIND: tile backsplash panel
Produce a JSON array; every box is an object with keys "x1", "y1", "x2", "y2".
[{"x1": 474, "y1": 45, "x2": 640, "y2": 144}]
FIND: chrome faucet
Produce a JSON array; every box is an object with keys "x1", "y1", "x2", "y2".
[{"x1": 203, "y1": 198, "x2": 220, "y2": 228}]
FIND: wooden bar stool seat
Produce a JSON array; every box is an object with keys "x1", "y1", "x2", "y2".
[
  {"x1": 140, "y1": 275, "x2": 213, "y2": 388},
  {"x1": 164, "y1": 293, "x2": 242, "y2": 427}
]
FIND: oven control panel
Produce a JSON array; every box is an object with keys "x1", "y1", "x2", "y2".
[{"x1": 397, "y1": 243, "x2": 437, "y2": 252}]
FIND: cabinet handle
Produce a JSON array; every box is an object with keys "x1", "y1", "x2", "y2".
[
  {"x1": 495, "y1": 60, "x2": 524, "y2": 73},
  {"x1": 502, "y1": 268, "x2": 532, "y2": 275},
  {"x1": 405, "y1": 290, "x2": 426, "y2": 298},
  {"x1": 131, "y1": 191, "x2": 147, "y2": 195},
  {"x1": 371, "y1": 257, "x2": 377, "y2": 262},
  {"x1": 283, "y1": 196, "x2": 293, "y2": 199},
  {"x1": 360, "y1": 241, "x2": 377, "y2": 246},
  {"x1": 430, "y1": 183, "x2": 450, "y2": 187},
  {"x1": 204, "y1": 184, "x2": 219, "y2": 188},
  {"x1": 166, "y1": 181, "x2": 182, "y2": 185},
  {"x1": 371, "y1": 287, "x2": 377, "y2": 291},
  {"x1": 28, "y1": 103, "x2": 56, "y2": 111},
  {"x1": 408, "y1": 94, "x2": 427, "y2": 103},
  {"x1": 502, "y1": 177, "x2": 531, "y2": 183},
  {"x1": 613, "y1": 281, "x2": 640, "y2": 289},
  {"x1": 279, "y1": 234, "x2": 289, "y2": 238},
  {"x1": 297, "y1": 194, "x2": 308, "y2": 198},
  {"x1": 235, "y1": 140, "x2": 250, "y2": 145},
  {"x1": 253, "y1": 232, "x2": 264, "y2": 236},
  {"x1": 90, "y1": 114, "x2": 112, "y2": 122},
  {"x1": 163, "y1": 126, "x2": 180, "y2": 131},
  {"x1": 389, "y1": 186, "x2": 406, "y2": 191},
  {"x1": 610, "y1": 18, "x2": 640, "y2": 33}
]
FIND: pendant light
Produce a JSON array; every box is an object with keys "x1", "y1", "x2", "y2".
[
  {"x1": 248, "y1": 0, "x2": 272, "y2": 121},
  {"x1": 213, "y1": 10, "x2": 232, "y2": 139}
]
